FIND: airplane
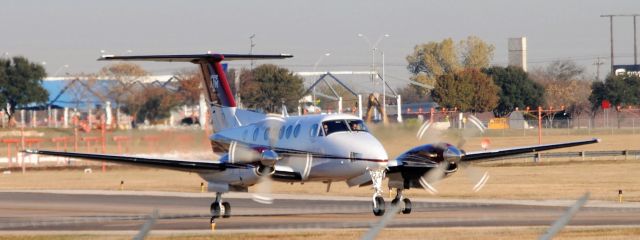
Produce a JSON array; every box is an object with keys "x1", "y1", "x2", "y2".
[{"x1": 26, "y1": 52, "x2": 600, "y2": 224}]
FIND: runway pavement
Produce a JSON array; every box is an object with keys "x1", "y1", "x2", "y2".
[{"x1": 0, "y1": 190, "x2": 639, "y2": 233}]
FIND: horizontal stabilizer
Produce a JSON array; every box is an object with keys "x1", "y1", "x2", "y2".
[{"x1": 98, "y1": 53, "x2": 293, "y2": 62}]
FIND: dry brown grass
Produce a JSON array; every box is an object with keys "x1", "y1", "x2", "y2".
[
  {"x1": 1, "y1": 126, "x2": 639, "y2": 202},
  {"x1": 1, "y1": 226, "x2": 639, "y2": 240}
]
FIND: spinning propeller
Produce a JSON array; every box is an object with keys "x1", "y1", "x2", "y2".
[
  {"x1": 415, "y1": 114, "x2": 490, "y2": 194},
  {"x1": 227, "y1": 115, "x2": 286, "y2": 204}
]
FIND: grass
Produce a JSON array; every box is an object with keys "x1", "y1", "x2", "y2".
[
  {"x1": 1, "y1": 125, "x2": 640, "y2": 202},
  {"x1": 2, "y1": 226, "x2": 640, "y2": 240}
]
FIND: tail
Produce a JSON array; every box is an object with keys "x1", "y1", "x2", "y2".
[{"x1": 99, "y1": 53, "x2": 292, "y2": 131}]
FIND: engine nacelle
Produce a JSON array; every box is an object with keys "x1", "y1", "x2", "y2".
[{"x1": 389, "y1": 143, "x2": 462, "y2": 189}]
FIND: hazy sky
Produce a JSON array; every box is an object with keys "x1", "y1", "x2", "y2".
[{"x1": 2, "y1": 0, "x2": 639, "y2": 86}]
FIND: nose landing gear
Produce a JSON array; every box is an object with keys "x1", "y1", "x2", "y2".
[{"x1": 369, "y1": 169, "x2": 387, "y2": 216}]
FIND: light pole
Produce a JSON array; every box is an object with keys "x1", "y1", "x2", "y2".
[
  {"x1": 52, "y1": 64, "x2": 70, "y2": 77},
  {"x1": 312, "y1": 53, "x2": 331, "y2": 109},
  {"x1": 249, "y1": 34, "x2": 256, "y2": 70},
  {"x1": 313, "y1": 52, "x2": 331, "y2": 72},
  {"x1": 357, "y1": 33, "x2": 390, "y2": 82},
  {"x1": 358, "y1": 33, "x2": 390, "y2": 122}
]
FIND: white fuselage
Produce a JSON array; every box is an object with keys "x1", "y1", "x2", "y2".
[{"x1": 199, "y1": 113, "x2": 389, "y2": 191}]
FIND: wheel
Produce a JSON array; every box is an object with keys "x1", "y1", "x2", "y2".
[
  {"x1": 401, "y1": 198, "x2": 412, "y2": 214},
  {"x1": 222, "y1": 202, "x2": 231, "y2": 218},
  {"x1": 210, "y1": 202, "x2": 221, "y2": 218},
  {"x1": 372, "y1": 196, "x2": 386, "y2": 216}
]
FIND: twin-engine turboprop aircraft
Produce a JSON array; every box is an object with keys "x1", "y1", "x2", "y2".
[{"x1": 26, "y1": 53, "x2": 599, "y2": 224}]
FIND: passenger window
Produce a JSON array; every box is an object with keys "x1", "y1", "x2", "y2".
[
  {"x1": 285, "y1": 125, "x2": 293, "y2": 139},
  {"x1": 264, "y1": 127, "x2": 271, "y2": 141},
  {"x1": 346, "y1": 119, "x2": 368, "y2": 132},
  {"x1": 252, "y1": 127, "x2": 259, "y2": 141},
  {"x1": 310, "y1": 124, "x2": 318, "y2": 137},
  {"x1": 279, "y1": 127, "x2": 285, "y2": 139},
  {"x1": 293, "y1": 124, "x2": 301, "y2": 138}
]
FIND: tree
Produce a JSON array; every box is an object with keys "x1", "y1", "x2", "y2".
[
  {"x1": 396, "y1": 85, "x2": 431, "y2": 103},
  {"x1": 483, "y1": 66, "x2": 545, "y2": 117},
  {"x1": 407, "y1": 38, "x2": 460, "y2": 93},
  {"x1": 529, "y1": 60, "x2": 591, "y2": 117},
  {"x1": 589, "y1": 74, "x2": 640, "y2": 111},
  {"x1": 460, "y1": 36, "x2": 495, "y2": 69},
  {"x1": 137, "y1": 86, "x2": 182, "y2": 124},
  {"x1": 543, "y1": 59, "x2": 585, "y2": 82},
  {"x1": 121, "y1": 85, "x2": 182, "y2": 124},
  {"x1": 0, "y1": 56, "x2": 49, "y2": 126},
  {"x1": 431, "y1": 69, "x2": 499, "y2": 113},
  {"x1": 239, "y1": 64, "x2": 304, "y2": 113},
  {"x1": 173, "y1": 68, "x2": 203, "y2": 106},
  {"x1": 99, "y1": 62, "x2": 148, "y2": 108},
  {"x1": 406, "y1": 36, "x2": 494, "y2": 95}
]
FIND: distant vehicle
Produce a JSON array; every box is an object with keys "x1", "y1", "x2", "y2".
[
  {"x1": 29, "y1": 53, "x2": 600, "y2": 225},
  {"x1": 180, "y1": 116, "x2": 200, "y2": 126}
]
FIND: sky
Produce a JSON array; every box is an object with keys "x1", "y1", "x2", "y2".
[{"x1": 2, "y1": 0, "x2": 640, "y2": 88}]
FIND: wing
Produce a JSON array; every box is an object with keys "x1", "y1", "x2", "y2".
[
  {"x1": 24, "y1": 150, "x2": 249, "y2": 173},
  {"x1": 462, "y1": 138, "x2": 600, "y2": 162}
]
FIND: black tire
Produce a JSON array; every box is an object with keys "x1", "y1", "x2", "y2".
[
  {"x1": 222, "y1": 202, "x2": 231, "y2": 218},
  {"x1": 402, "y1": 198, "x2": 412, "y2": 214},
  {"x1": 211, "y1": 202, "x2": 221, "y2": 218},
  {"x1": 372, "y1": 196, "x2": 386, "y2": 216}
]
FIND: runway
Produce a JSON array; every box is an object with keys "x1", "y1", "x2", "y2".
[{"x1": 0, "y1": 190, "x2": 639, "y2": 232}]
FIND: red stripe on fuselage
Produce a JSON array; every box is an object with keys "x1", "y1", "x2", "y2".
[{"x1": 212, "y1": 58, "x2": 237, "y2": 107}]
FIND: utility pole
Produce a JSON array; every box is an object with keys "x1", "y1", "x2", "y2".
[
  {"x1": 635, "y1": 15, "x2": 638, "y2": 65},
  {"x1": 601, "y1": 14, "x2": 640, "y2": 74},
  {"x1": 249, "y1": 34, "x2": 256, "y2": 70},
  {"x1": 594, "y1": 57, "x2": 604, "y2": 81},
  {"x1": 601, "y1": 15, "x2": 615, "y2": 73}
]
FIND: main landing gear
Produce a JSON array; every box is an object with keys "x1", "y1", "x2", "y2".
[
  {"x1": 369, "y1": 169, "x2": 412, "y2": 216},
  {"x1": 391, "y1": 189, "x2": 412, "y2": 214},
  {"x1": 210, "y1": 192, "x2": 231, "y2": 224}
]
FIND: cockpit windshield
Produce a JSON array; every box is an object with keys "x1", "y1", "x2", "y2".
[{"x1": 321, "y1": 119, "x2": 369, "y2": 136}]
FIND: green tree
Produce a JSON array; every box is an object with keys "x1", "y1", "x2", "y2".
[
  {"x1": 239, "y1": 64, "x2": 304, "y2": 113},
  {"x1": 483, "y1": 66, "x2": 545, "y2": 117},
  {"x1": 589, "y1": 74, "x2": 640, "y2": 111},
  {"x1": 0, "y1": 56, "x2": 49, "y2": 126},
  {"x1": 431, "y1": 69, "x2": 498, "y2": 113},
  {"x1": 407, "y1": 36, "x2": 494, "y2": 95}
]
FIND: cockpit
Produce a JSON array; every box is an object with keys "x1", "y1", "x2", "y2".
[{"x1": 318, "y1": 119, "x2": 368, "y2": 136}]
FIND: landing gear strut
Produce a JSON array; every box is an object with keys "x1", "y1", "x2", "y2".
[
  {"x1": 370, "y1": 169, "x2": 386, "y2": 216},
  {"x1": 210, "y1": 192, "x2": 231, "y2": 224},
  {"x1": 390, "y1": 189, "x2": 412, "y2": 214}
]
